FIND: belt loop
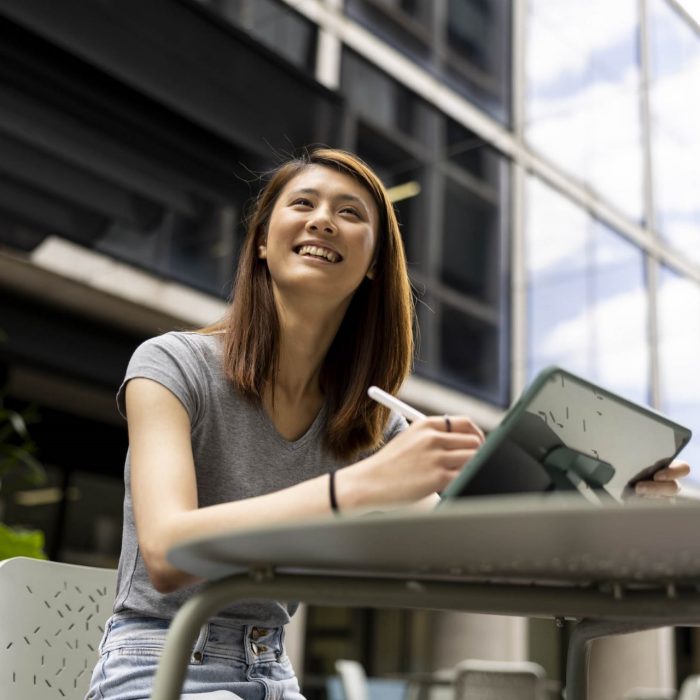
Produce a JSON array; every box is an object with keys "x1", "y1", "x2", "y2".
[{"x1": 190, "y1": 622, "x2": 209, "y2": 664}]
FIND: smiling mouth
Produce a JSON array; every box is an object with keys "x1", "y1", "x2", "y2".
[{"x1": 294, "y1": 244, "x2": 342, "y2": 263}]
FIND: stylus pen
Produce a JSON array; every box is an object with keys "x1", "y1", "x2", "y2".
[{"x1": 368, "y1": 386, "x2": 426, "y2": 423}]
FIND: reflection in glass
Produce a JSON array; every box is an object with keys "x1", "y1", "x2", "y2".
[
  {"x1": 446, "y1": 118, "x2": 501, "y2": 188},
  {"x1": 526, "y1": 176, "x2": 648, "y2": 403},
  {"x1": 439, "y1": 303, "x2": 501, "y2": 400},
  {"x1": 342, "y1": 51, "x2": 439, "y2": 147},
  {"x1": 525, "y1": 0, "x2": 643, "y2": 220},
  {"x1": 346, "y1": 0, "x2": 512, "y2": 124},
  {"x1": 97, "y1": 195, "x2": 245, "y2": 297},
  {"x1": 441, "y1": 175, "x2": 500, "y2": 304},
  {"x1": 649, "y1": 0, "x2": 700, "y2": 264},
  {"x1": 193, "y1": 0, "x2": 317, "y2": 71},
  {"x1": 658, "y1": 267, "x2": 700, "y2": 480}
]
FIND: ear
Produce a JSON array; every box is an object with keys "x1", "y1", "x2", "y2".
[
  {"x1": 258, "y1": 244, "x2": 267, "y2": 260},
  {"x1": 366, "y1": 264, "x2": 376, "y2": 280}
]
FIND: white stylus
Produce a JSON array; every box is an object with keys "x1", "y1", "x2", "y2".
[{"x1": 368, "y1": 386, "x2": 426, "y2": 423}]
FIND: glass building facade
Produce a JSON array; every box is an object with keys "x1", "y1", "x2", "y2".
[{"x1": 524, "y1": 0, "x2": 700, "y2": 473}]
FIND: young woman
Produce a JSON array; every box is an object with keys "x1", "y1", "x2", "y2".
[{"x1": 86, "y1": 148, "x2": 689, "y2": 699}]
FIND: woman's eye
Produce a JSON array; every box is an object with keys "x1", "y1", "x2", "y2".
[
  {"x1": 341, "y1": 207, "x2": 361, "y2": 217},
  {"x1": 292, "y1": 198, "x2": 312, "y2": 207}
]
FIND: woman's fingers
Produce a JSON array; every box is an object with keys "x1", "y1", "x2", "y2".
[
  {"x1": 422, "y1": 415, "x2": 486, "y2": 443},
  {"x1": 440, "y1": 449, "x2": 482, "y2": 471},
  {"x1": 653, "y1": 460, "x2": 691, "y2": 481},
  {"x1": 634, "y1": 460, "x2": 691, "y2": 498},
  {"x1": 635, "y1": 479, "x2": 681, "y2": 497}
]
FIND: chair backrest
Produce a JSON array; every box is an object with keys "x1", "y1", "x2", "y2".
[
  {"x1": 622, "y1": 689, "x2": 676, "y2": 700},
  {"x1": 335, "y1": 660, "x2": 408, "y2": 700},
  {"x1": 336, "y1": 659, "x2": 370, "y2": 700},
  {"x1": 453, "y1": 659, "x2": 547, "y2": 700},
  {"x1": 679, "y1": 675, "x2": 700, "y2": 700},
  {"x1": 0, "y1": 556, "x2": 117, "y2": 700}
]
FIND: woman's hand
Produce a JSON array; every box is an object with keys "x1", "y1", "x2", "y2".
[
  {"x1": 339, "y1": 416, "x2": 485, "y2": 510},
  {"x1": 634, "y1": 460, "x2": 691, "y2": 498}
]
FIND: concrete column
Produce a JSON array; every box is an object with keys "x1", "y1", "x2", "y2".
[
  {"x1": 429, "y1": 612, "x2": 528, "y2": 669},
  {"x1": 286, "y1": 603, "x2": 308, "y2": 682},
  {"x1": 588, "y1": 628, "x2": 675, "y2": 700}
]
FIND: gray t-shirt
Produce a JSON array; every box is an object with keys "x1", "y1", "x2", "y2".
[{"x1": 113, "y1": 330, "x2": 406, "y2": 626}]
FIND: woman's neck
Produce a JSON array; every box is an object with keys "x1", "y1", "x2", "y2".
[{"x1": 271, "y1": 290, "x2": 349, "y2": 404}]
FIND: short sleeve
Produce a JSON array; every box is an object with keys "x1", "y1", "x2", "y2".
[
  {"x1": 384, "y1": 410, "x2": 408, "y2": 443},
  {"x1": 116, "y1": 332, "x2": 206, "y2": 426}
]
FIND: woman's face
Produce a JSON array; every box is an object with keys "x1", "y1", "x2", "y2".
[{"x1": 260, "y1": 164, "x2": 379, "y2": 306}]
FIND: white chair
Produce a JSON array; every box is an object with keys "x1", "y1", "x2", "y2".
[
  {"x1": 679, "y1": 676, "x2": 700, "y2": 700},
  {"x1": 623, "y1": 690, "x2": 676, "y2": 700},
  {"x1": 335, "y1": 659, "x2": 408, "y2": 700},
  {"x1": 0, "y1": 556, "x2": 117, "y2": 699},
  {"x1": 336, "y1": 660, "x2": 370, "y2": 700},
  {"x1": 453, "y1": 659, "x2": 548, "y2": 700},
  {"x1": 622, "y1": 688, "x2": 676, "y2": 700}
]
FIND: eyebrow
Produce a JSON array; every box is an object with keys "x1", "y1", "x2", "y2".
[{"x1": 288, "y1": 188, "x2": 370, "y2": 214}]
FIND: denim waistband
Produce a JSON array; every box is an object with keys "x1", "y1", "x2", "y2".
[{"x1": 100, "y1": 611, "x2": 287, "y2": 665}]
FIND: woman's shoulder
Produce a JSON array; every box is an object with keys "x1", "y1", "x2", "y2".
[
  {"x1": 119, "y1": 331, "x2": 226, "y2": 422},
  {"x1": 137, "y1": 330, "x2": 223, "y2": 358},
  {"x1": 126, "y1": 331, "x2": 226, "y2": 386}
]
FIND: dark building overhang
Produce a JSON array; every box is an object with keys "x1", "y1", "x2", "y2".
[
  {"x1": 0, "y1": 0, "x2": 343, "y2": 255},
  {"x1": 0, "y1": 0, "x2": 341, "y2": 156}
]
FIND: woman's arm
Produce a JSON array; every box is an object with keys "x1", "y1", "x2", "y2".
[{"x1": 127, "y1": 378, "x2": 483, "y2": 593}]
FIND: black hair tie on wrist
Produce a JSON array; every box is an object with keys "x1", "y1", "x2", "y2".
[{"x1": 329, "y1": 469, "x2": 340, "y2": 514}]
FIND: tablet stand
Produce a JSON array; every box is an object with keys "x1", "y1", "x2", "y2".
[{"x1": 543, "y1": 445, "x2": 616, "y2": 498}]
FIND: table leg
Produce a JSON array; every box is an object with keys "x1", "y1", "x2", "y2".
[{"x1": 151, "y1": 576, "x2": 258, "y2": 700}]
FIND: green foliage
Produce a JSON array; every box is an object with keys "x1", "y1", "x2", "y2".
[
  {"x1": 0, "y1": 522, "x2": 46, "y2": 560},
  {"x1": 0, "y1": 403, "x2": 45, "y2": 487},
  {"x1": 0, "y1": 362, "x2": 47, "y2": 559}
]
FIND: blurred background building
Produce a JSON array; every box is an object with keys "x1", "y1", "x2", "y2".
[{"x1": 0, "y1": 0, "x2": 698, "y2": 698}]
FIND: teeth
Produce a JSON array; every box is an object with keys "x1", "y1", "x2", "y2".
[{"x1": 297, "y1": 245, "x2": 339, "y2": 263}]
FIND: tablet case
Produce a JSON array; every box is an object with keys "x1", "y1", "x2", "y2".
[{"x1": 439, "y1": 366, "x2": 692, "y2": 504}]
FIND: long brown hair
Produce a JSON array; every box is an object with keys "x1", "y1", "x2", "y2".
[{"x1": 203, "y1": 148, "x2": 414, "y2": 460}]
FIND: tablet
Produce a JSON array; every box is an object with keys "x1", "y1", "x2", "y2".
[{"x1": 439, "y1": 366, "x2": 692, "y2": 504}]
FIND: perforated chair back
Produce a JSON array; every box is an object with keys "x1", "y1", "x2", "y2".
[
  {"x1": 0, "y1": 556, "x2": 117, "y2": 699},
  {"x1": 336, "y1": 659, "x2": 370, "y2": 700},
  {"x1": 453, "y1": 659, "x2": 547, "y2": 700}
]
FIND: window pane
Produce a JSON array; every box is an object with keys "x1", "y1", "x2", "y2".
[
  {"x1": 342, "y1": 50, "x2": 440, "y2": 147},
  {"x1": 649, "y1": 0, "x2": 700, "y2": 264},
  {"x1": 346, "y1": 0, "x2": 512, "y2": 124},
  {"x1": 439, "y1": 302, "x2": 501, "y2": 399},
  {"x1": 441, "y1": 175, "x2": 500, "y2": 304},
  {"x1": 194, "y1": 0, "x2": 317, "y2": 71},
  {"x1": 526, "y1": 0, "x2": 643, "y2": 220},
  {"x1": 446, "y1": 118, "x2": 502, "y2": 187},
  {"x1": 526, "y1": 176, "x2": 648, "y2": 403},
  {"x1": 658, "y1": 268, "x2": 700, "y2": 481},
  {"x1": 444, "y1": 0, "x2": 512, "y2": 123},
  {"x1": 674, "y1": 0, "x2": 700, "y2": 23},
  {"x1": 341, "y1": 48, "x2": 510, "y2": 404}
]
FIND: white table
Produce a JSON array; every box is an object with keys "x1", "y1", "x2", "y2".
[{"x1": 152, "y1": 495, "x2": 700, "y2": 700}]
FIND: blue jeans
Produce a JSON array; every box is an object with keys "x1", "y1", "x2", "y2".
[{"x1": 85, "y1": 612, "x2": 305, "y2": 700}]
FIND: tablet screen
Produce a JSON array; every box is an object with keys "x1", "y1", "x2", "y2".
[{"x1": 442, "y1": 368, "x2": 692, "y2": 503}]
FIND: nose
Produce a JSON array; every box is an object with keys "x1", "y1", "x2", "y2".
[{"x1": 306, "y1": 205, "x2": 335, "y2": 235}]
